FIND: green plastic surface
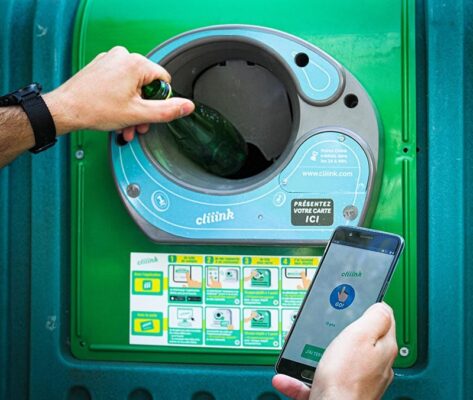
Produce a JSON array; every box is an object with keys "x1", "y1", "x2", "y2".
[{"x1": 71, "y1": 0, "x2": 417, "y2": 367}]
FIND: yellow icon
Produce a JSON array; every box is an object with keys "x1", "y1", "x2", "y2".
[
  {"x1": 133, "y1": 318, "x2": 161, "y2": 334},
  {"x1": 134, "y1": 278, "x2": 161, "y2": 294}
]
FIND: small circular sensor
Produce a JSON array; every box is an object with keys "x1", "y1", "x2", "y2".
[{"x1": 294, "y1": 52, "x2": 309, "y2": 67}]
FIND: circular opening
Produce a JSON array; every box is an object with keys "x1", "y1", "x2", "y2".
[
  {"x1": 141, "y1": 40, "x2": 299, "y2": 194},
  {"x1": 294, "y1": 52, "x2": 309, "y2": 67},
  {"x1": 344, "y1": 93, "x2": 358, "y2": 108},
  {"x1": 116, "y1": 133, "x2": 128, "y2": 146},
  {"x1": 128, "y1": 389, "x2": 153, "y2": 400},
  {"x1": 192, "y1": 392, "x2": 216, "y2": 400},
  {"x1": 257, "y1": 392, "x2": 281, "y2": 400},
  {"x1": 67, "y1": 386, "x2": 91, "y2": 400}
]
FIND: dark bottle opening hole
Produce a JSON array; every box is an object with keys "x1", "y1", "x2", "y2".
[
  {"x1": 227, "y1": 143, "x2": 274, "y2": 179},
  {"x1": 344, "y1": 94, "x2": 359, "y2": 108},
  {"x1": 294, "y1": 52, "x2": 309, "y2": 67},
  {"x1": 116, "y1": 133, "x2": 128, "y2": 146}
]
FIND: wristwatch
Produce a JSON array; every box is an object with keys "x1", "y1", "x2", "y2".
[{"x1": 0, "y1": 83, "x2": 57, "y2": 153}]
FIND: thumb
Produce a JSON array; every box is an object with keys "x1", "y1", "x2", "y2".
[
  {"x1": 272, "y1": 374, "x2": 310, "y2": 400},
  {"x1": 137, "y1": 97, "x2": 194, "y2": 123},
  {"x1": 348, "y1": 302, "x2": 394, "y2": 341}
]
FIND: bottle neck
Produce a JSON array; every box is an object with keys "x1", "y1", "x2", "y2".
[{"x1": 142, "y1": 80, "x2": 173, "y2": 100}]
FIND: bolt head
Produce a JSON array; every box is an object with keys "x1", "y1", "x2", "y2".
[
  {"x1": 400, "y1": 347, "x2": 409, "y2": 357},
  {"x1": 126, "y1": 184, "x2": 141, "y2": 198},
  {"x1": 75, "y1": 149, "x2": 84, "y2": 160}
]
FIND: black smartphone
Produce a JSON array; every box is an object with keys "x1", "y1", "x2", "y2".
[{"x1": 275, "y1": 226, "x2": 404, "y2": 384}]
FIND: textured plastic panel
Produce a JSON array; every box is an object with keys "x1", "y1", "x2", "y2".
[{"x1": 0, "y1": 0, "x2": 472, "y2": 399}]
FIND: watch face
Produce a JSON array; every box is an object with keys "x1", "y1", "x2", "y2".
[
  {"x1": 0, "y1": 83, "x2": 42, "y2": 107},
  {"x1": 17, "y1": 83, "x2": 42, "y2": 98}
]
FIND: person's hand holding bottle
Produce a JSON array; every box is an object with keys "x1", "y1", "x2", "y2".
[
  {"x1": 0, "y1": 46, "x2": 195, "y2": 167},
  {"x1": 44, "y1": 46, "x2": 195, "y2": 141}
]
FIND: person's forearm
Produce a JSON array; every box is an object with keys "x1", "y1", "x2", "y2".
[
  {"x1": 43, "y1": 90, "x2": 83, "y2": 135},
  {"x1": 0, "y1": 106, "x2": 35, "y2": 167},
  {"x1": 0, "y1": 91, "x2": 80, "y2": 168}
]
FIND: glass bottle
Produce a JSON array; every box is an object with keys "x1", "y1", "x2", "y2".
[{"x1": 142, "y1": 79, "x2": 248, "y2": 177}]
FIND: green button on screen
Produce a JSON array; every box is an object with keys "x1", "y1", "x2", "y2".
[{"x1": 301, "y1": 344, "x2": 325, "y2": 362}]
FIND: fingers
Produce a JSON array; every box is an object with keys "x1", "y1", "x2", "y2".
[
  {"x1": 89, "y1": 46, "x2": 129, "y2": 67},
  {"x1": 134, "y1": 52, "x2": 172, "y2": 84},
  {"x1": 136, "y1": 123, "x2": 149, "y2": 134},
  {"x1": 117, "y1": 124, "x2": 148, "y2": 143},
  {"x1": 122, "y1": 126, "x2": 135, "y2": 142},
  {"x1": 378, "y1": 307, "x2": 398, "y2": 361},
  {"x1": 272, "y1": 374, "x2": 310, "y2": 400},
  {"x1": 349, "y1": 302, "x2": 394, "y2": 341},
  {"x1": 94, "y1": 51, "x2": 107, "y2": 60},
  {"x1": 109, "y1": 45, "x2": 129, "y2": 56},
  {"x1": 137, "y1": 97, "x2": 194, "y2": 123},
  {"x1": 93, "y1": 47, "x2": 172, "y2": 85}
]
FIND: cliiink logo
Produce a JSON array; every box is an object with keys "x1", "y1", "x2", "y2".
[
  {"x1": 341, "y1": 271, "x2": 362, "y2": 278},
  {"x1": 195, "y1": 208, "x2": 235, "y2": 226},
  {"x1": 137, "y1": 256, "x2": 158, "y2": 266},
  {"x1": 329, "y1": 284, "x2": 355, "y2": 310}
]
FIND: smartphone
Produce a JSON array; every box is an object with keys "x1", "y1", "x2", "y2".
[{"x1": 275, "y1": 226, "x2": 404, "y2": 384}]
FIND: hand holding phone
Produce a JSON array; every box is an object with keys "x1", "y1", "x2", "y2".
[
  {"x1": 273, "y1": 302, "x2": 398, "y2": 400},
  {"x1": 275, "y1": 226, "x2": 404, "y2": 385}
]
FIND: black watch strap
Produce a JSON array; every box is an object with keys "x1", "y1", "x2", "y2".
[
  {"x1": 0, "y1": 93, "x2": 19, "y2": 107},
  {"x1": 0, "y1": 83, "x2": 57, "y2": 153},
  {"x1": 22, "y1": 94, "x2": 57, "y2": 153}
]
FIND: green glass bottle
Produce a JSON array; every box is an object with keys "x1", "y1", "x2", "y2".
[{"x1": 142, "y1": 79, "x2": 248, "y2": 177}]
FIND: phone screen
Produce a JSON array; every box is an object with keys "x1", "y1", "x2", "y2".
[{"x1": 277, "y1": 227, "x2": 403, "y2": 380}]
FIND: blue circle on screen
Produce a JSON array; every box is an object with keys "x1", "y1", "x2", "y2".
[{"x1": 329, "y1": 284, "x2": 355, "y2": 310}]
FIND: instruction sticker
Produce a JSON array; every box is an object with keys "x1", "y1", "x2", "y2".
[{"x1": 130, "y1": 253, "x2": 319, "y2": 349}]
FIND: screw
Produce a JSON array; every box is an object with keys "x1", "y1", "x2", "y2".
[
  {"x1": 45, "y1": 315, "x2": 57, "y2": 331},
  {"x1": 399, "y1": 347, "x2": 409, "y2": 357},
  {"x1": 127, "y1": 184, "x2": 141, "y2": 198},
  {"x1": 338, "y1": 135, "x2": 346, "y2": 142},
  {"x1": 75, "y1": 149, "x2": 84, "y2": 160},
  {"x1": 258, "y1": 214, "x2": 263, "y2": 220},
  {"x1": 343, "y1": 205, "x2": 358, "y2": 220},
  {"x1": 281, "y1": 179, "x2": 288, "y2": 186}
]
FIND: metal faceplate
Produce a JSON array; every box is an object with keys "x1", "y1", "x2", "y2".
[{"x1": 110, "y1": 25, "x2": 381, "y2": 244}]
